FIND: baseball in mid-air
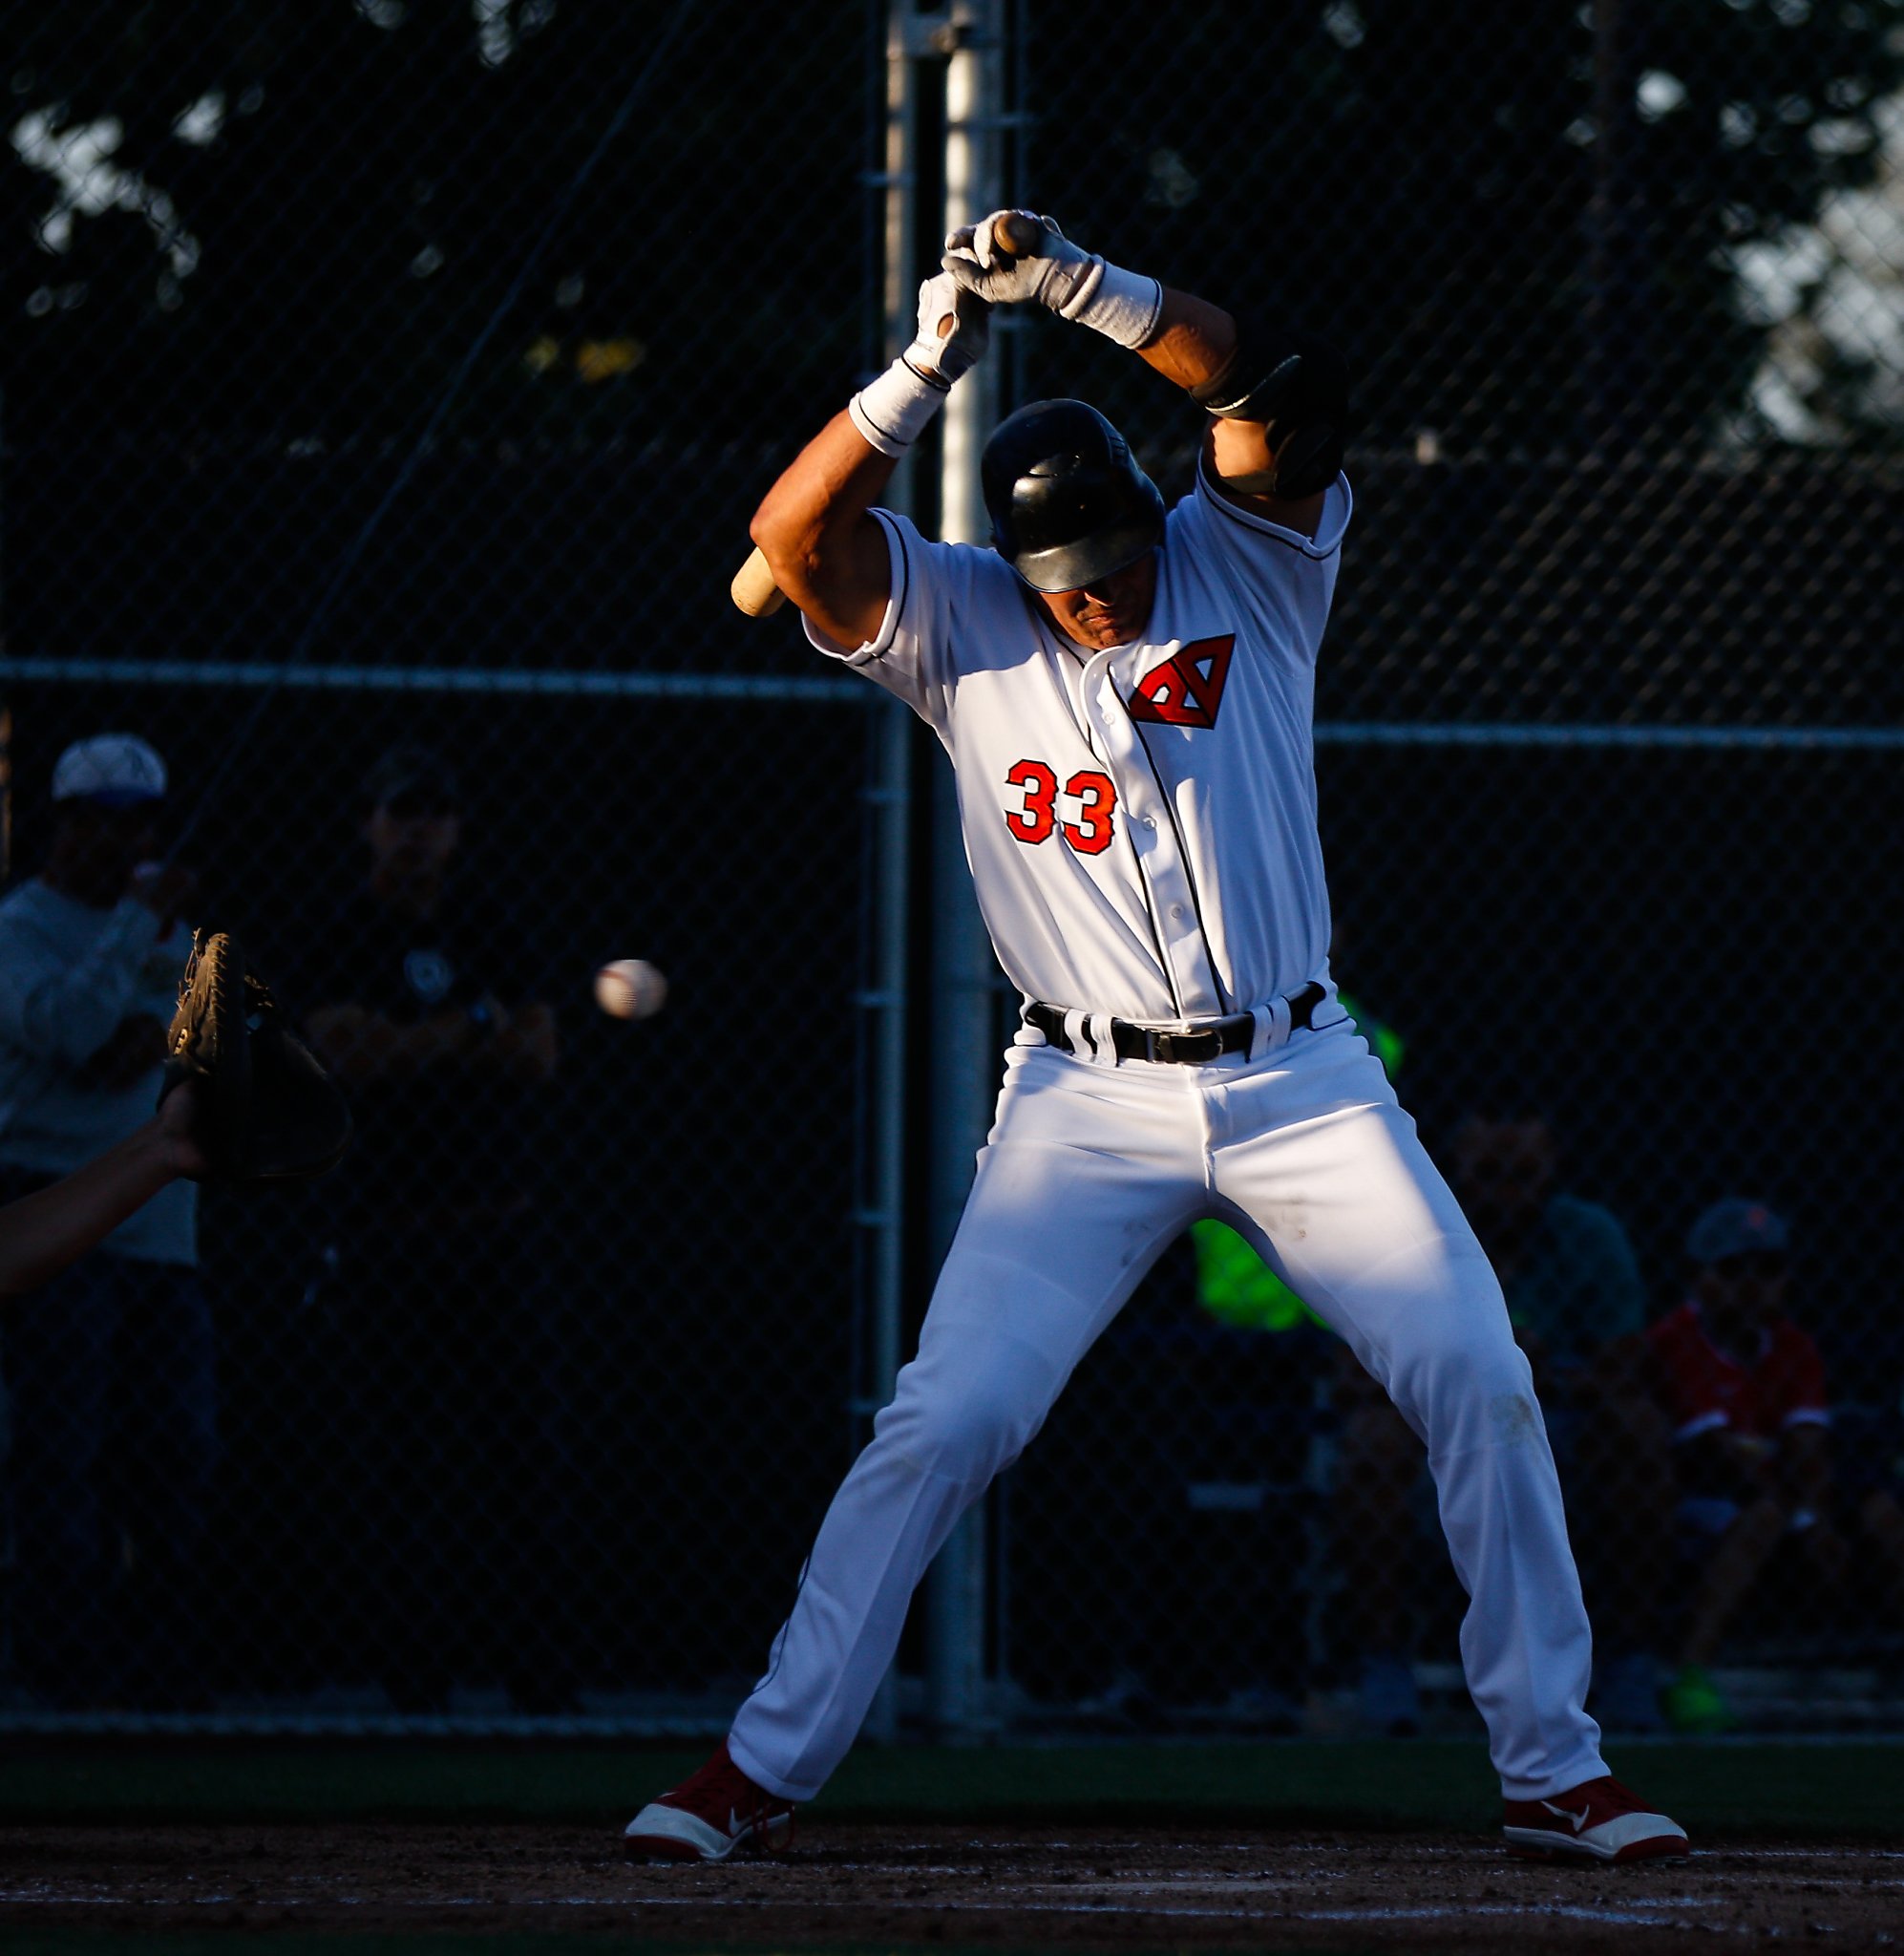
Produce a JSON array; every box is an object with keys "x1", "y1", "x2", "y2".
[{"x1": 595, "y1": 958, "x2": 668, "y2": 1020}]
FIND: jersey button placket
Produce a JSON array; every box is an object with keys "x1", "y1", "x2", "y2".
[
  {"x1": 1147, "y1": 817, "x2": 1214, "y2": 1010},
  {"x1": 1098, "y1": 687, "x2": 1211, "y2": 1011}
]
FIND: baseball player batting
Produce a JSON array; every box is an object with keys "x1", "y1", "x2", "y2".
[{"x1": 627, "y1": 211, "x2": 1686, "y2": 1867}]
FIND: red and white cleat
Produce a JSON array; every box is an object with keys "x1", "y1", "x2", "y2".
[
  {"x1": 1502, "y1": 1775, "x2": 1689, "y2": 1864},
  {"x1": 623, "y1": 1739, "x2": 798, "y2": 1863}
]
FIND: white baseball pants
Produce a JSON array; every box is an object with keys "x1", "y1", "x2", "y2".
[{"x1": 729, "y1": 1016, "x2": 1608, "y2": 1802}]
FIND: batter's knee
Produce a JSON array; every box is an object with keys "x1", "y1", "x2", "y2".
[
  {"x1": 876, "y1": 1345, "x2": 1060, "y2": 1490},
  {"x1": 1377, "y1": 1272, "x2": 1537, "y2": 1452}
]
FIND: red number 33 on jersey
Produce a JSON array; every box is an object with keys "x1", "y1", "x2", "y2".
[{"x1": 1004, "y1": 760, "x2": 1118, "y2": 857}]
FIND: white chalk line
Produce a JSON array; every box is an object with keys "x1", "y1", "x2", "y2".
[
  {"x1": 5, "y1": 1842, "x2": 1900, "y2": 1929},
  {"x1": 940, "y1": 1840, "x2": 1904, "y2": 1867},
  {"x1": 1040, "y1": 1885, "x2": 1727, "y2": 1901},
  {"x1": 0, "y1": 1893, "x2": 1304, "y2": 1920},
  {"x1": 1293, "y1": 1903, "x2": 1729, "y2": 1927},
  {"x1": 1707, "y1": 1846, "x2": 1904, "y2": 1860},
  {"x1": 5, "y1": 1843, "x2": 1899, "y2": 1893},
  {"x1": 0, "y1": 1892, "x2": 1723, "y2": 1925},
  {"x1": 0, "y1": 1885, "x2": 1804, "y2": 1934}
]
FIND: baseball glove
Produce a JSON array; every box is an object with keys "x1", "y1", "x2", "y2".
[{"x1": 160, "y1": 928, "x2": 353, "y2": 1182}]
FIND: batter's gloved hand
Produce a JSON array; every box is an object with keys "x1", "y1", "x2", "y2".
[
  {"x1": 904, "y1": 270, "x2": 991, "y2": 388},
  {"x1": 159, "y1": 928, "x2": 353, "y2": 1183},
  {"x1": 942, "y1": 209, "x2": 1161, "y2": 350},
  {"x1": 943, "y1": 210, "x2": 1085, "y2": 308},
  {"x1": 849, "y1": 272, "x2": 989, "y2": 457}
]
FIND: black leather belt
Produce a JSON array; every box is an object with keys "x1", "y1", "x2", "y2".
[{"x1": 1026, "y1": 982, "x2": 1325, "y2": 1065}]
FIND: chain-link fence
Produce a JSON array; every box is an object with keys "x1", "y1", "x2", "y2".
[
  {"x1": 3, "y1": 1, "x2": 1902, "y2": 1739},
  {"x1": 0, "y1": 0, "x2": 892, "y2": 1728}
]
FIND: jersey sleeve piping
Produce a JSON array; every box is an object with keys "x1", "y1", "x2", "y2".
[
  {"x1": 799, "y1": 507, "x2": 910, "y2": 665},
  {"x1": 1194, "y1": 453, "x2": 1352, "y2": 560}
]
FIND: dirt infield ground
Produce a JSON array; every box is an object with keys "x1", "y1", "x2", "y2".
[{"x1": 2, "y1": 1821, "x2": 1900, "y2": 1951}]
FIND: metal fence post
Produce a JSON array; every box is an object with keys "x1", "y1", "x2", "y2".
[
  {"x1": 923, "y1": 0, "x2": 1005, "y2": 1743},
  {"x1": 849, "y1": 0, "x2": 931, "y2": 1749}
]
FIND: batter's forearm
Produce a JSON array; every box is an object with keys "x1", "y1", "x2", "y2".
[{"x1": 1135, "y1": 288, "x2": 1240, "y2": 394}]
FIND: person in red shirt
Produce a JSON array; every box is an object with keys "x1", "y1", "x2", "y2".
[{"x1": 1650, "y1": 1199, "x2": 1904, "y2": 1730}]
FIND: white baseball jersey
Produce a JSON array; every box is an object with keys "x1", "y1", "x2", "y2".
[{"x1": 809, "y1": 457, "x2": 1353, "y2": 1021}]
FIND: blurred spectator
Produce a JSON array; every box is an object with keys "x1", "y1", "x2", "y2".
[
  {"x1": 300, "y1": 745, "x2": 578, "y2": 1714},
  {"x1": 0, "y1": 734, "x2": 211, "y2": 1709},
  {"x1": 1332, "y1": 1108, "x2": 1671, "y2": 1733},
  {"x1": 1652, "y1": 1199, "x2": 1904, "y2": 1733}
]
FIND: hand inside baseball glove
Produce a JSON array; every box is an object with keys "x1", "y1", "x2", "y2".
[{"x1": 159, "y1": 928, "x2": 353, "y2": 1183}]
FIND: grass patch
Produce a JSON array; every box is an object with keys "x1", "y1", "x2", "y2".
[{"x1": 1, "y1": 1736, "x2": 1897, "y2": 1838}]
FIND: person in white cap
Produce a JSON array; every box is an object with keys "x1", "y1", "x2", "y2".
[{"x1": 0, "y1": 732, "x2": 212, "y2": 1710}]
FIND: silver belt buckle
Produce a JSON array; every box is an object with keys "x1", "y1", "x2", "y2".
[{"x1": 1152, "y1": 1026, "x2": 1222, "y2": 1063}]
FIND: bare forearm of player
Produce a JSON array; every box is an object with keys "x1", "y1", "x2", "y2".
[
  {"x1": 1138, "y1": 287, "x2": 1239, "y2": 393},
  {"x1": 750, "y1": 411, "x2": 897, "y2": 649},
  {"x1": 0, "y1": 1120, "x2": 187, "y2": 1298},
  {"x1": 1684, "y1": 1429, "x2": 1775, "y2": 1500},
  {"x1": 304, "y1": 1004, "x2": 471, "y2": 1086},
  {"x1": 476, "y1": 1003, "x2": 559, "y2": 1087}
]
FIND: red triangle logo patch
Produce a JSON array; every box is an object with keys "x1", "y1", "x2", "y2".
[{"x1": 1127, "y1": 634, "x2": 1235, "y2": 729}]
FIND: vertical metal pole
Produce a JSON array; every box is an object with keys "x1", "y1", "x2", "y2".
[
  {"x1": 938, "y1": 3, "x2": 999, "y2": 545},
  {"x1": 853, "y1": 0, "x2": 924, "y2": 1748},
  {"x1": 882, "y1": 0, "x2": 923, "y2": 517},
  {"x1": 923, "y1": 0, "x2": 1004, "y2": 1741}
]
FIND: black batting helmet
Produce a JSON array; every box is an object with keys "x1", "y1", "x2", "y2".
[{"x1": 981, "y1": 399, "x2": 1166, "y2": 593}]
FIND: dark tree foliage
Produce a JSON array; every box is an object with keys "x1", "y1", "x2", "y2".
[
  {"x1": 0, "y1": 1, "x2": 870, "y2": 445},
  {"x1": 1021, "y1": 0, "x2": 1904, "y2": 457},
  {"x1": 1, "y1": 0, "x2": 1900, "y2": 453}
]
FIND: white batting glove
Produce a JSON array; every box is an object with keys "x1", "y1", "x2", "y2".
[
  {"x1": 905, "y1": 269, "x2": 991, "y2": 386},
  {"x1": 848, "y1": 272, "x2": 990, "y2": 457},
  {"x1": 942, "y1": 209, "x2": 1161, "y2": 351}
]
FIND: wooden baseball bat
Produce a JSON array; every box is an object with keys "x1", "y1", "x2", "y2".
[
  {"x1": 731, "y1": 549, "x2": 787, "y2": 618},
  {"x1": 731, "y1": 212, "x2": 1047, "y2": 619}
]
